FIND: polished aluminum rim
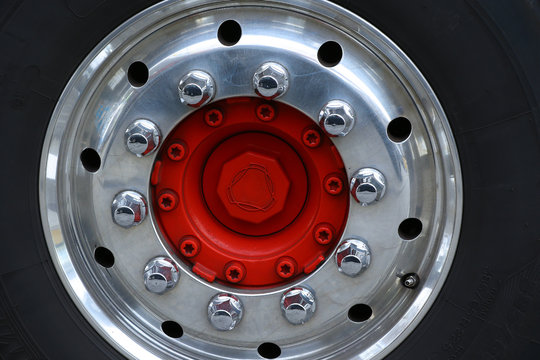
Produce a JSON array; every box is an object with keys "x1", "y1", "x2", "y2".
[{"x1": 39, "y1": 1, "x2": 462, "y2": 359}]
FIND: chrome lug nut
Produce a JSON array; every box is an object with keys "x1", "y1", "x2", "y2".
[
  {"x1": 178, "y1": 70, "x2": 215, "y2": 107},
  {"x1": 208, "y1": 293, "x2": 243, "y2": 331},
  {"x1": 336, "y1": 239, "x2": 371, "y2": 277},
  {"x1": 143, "y1": 257, "x2": 179, "y2": 294},
  {"x1": 280, "y1": 287, "x2": 316, "y2": 325},
  {"x1": 125, "y1": 119, "x2": 161, "y2": 157},
  {"x1": 350, "y1": 168, "x2": 386, "y2": 205},
  {"x1": 319, "y1": 100, "x2": 355, "y2": 137},
  {"x1": 111, "y1": 191, "x2": 147, "y2": 227},
  {"x1": 253, "y1": 62, "x2": 289, "y2": 99}
]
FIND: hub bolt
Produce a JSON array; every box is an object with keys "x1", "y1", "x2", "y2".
[
  {"x1": 253, "y1": 62, "x2": 289, "y2": 99},
  {"x1": 204, "y1": 108, "x2": 223, "y2": 127},
  {"x1": 208, "y1": 293, "x2": 243, "y2": 331},
  {"x1": 336, "y1": 239, "x2": 371, "y2": 277},
  {"x1": 276, "y1": 257, "x2": 297, "y2": 279},
  {"x1": 314, "y1": 224, "x2": 334, "y2": 245},
  {"x1": 178, "y1": 70, "x2": 215, "y2": 107},
  {"x1": 302, "y1": 129, "x2": 321, "y2": 148},
  {"x1": 124, "y1": 119, "x2": 161, "y2": 157},
  {"x1": 224, "y1": 262, "x2": 246, "y2": 283},
  {"x1": 350, "y1": 168, "x2": 386, "y2": 205},
  {"x1": 143, "y1": 256, "x2": 179, "y2": 294},
  {"x1": 319, "y1": 100, "x2": 356, "y2": 137},
  {"x1": 324, "y1": 175, "x2": 343, "y2": 195},
  {"x1": 281, "y1": 287, "x2": 316, "y2": 325},
  {"x1": 111, "y1": 191, "x2": 147, "y2": 228},
  {"x1": 158, "y1": 190, "x2": 178, "y2": 211},
  {"x1": 402, "y1": 273, "x2": 420, "y2": 289},
  {"x1": 256, "y1": 103, "x2": 275, "y2": 122},
  {"x1": 179, "y1": 236, "x2": 200, "y2": 257},
  {"x1": 167, "y1": 142, "x2": 187, "y2": 161}
]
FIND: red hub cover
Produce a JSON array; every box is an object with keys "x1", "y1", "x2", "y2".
[{"x1": 151, "y1": 97, "x2": 349, "y2": 288}]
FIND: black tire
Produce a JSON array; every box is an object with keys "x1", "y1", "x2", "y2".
[{"x1": 1, "y1": 0, "x2": 539, "y2": 359}]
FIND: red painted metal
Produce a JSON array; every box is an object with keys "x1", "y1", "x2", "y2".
[
  {"x1": 256, "y1": 103, "x2": 275, "y2": 122},
  {"x1": 152, "y1": 97, "x2": 348, "y2": 287},
  {"x1": 167, "y1": 142, "x2": 187, "y2": 161}
]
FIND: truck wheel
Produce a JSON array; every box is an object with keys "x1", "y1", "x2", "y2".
[{"x1": 1, "y1": 1, "x2": 539, "y2": 359}]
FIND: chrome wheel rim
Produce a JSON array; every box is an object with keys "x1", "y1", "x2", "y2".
[{"x1": 39, "y1": 1, "x2": 463, "y2": 359}]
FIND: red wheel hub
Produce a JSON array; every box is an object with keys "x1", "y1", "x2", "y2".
[{"x1": 151, "y1": 97, "x2": 349, "y2": 287}]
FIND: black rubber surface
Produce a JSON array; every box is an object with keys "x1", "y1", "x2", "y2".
[{"x1": 0, "y1": 0, "x2": 539, "y2": 359}]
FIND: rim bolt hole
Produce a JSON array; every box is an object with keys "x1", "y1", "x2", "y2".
[
  {"x1": 387, "y1": 117, "x2": 412, "y2": 143},
  {"x1": 80, "y1": 148, "x2": 101, "y2": 173},
  {"x1": 94, "y1": 247, "x2": 115, "y2": 268},
  {"x1": 318, "y1": 41, "x2": 343, "y2": 67},
  {"x1": 218, "y1": 20, "x2": 242, "y2": 46},
  {"x1": 127, "y1": 61, "x2": 149, "y2": 87},
  {"x1": 257, "y1": 343, "x2": 282, "y2": 359},
  {"x1": 161, "y1": 321, "x2": 183, "y2": 338},
  {"x1": 398, "y1": 218, "x2": 423, "y2": 240},
  {"x1": 348, "y1": 304, "x2": 373, "y2": 322}
]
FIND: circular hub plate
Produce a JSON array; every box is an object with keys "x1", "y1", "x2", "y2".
[{"x1": 153, "y1": 98, "x2": 348, "y2": 287}]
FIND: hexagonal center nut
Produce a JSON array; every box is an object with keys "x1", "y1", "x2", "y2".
[{"x1": 217, "y1": 151, "x2": 290, "y2": 224}]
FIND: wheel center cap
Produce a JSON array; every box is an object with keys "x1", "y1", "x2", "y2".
[
  {"x1": 204, "y1": 132, "x2": 304, "y2": 235},
  {"x1": 221, "y1": 153, "x2": 286, "y2": 216}
]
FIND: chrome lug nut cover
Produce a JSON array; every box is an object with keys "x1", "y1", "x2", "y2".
[
  {"x1": 253, "y1": 62, "x2": 289, "y2": 99},
  {"x1": 336, "y1": 239, "x2": 371, "y2": 277},
  {"x1": 208, "y1": 293, "x2": 243, "y2": 331},
  {"x1": 319, "y1": 100, "x2": 355, "y2": 137},
  {"x1": 124, "y1": 119, "x2": 161, "y2": 157},
  {"x1": 111, "y1": 191, "x2": 147, "y2": 228},
  {"x1": 143, "y1": 257, "x2": 179, "y2": 294},
  {"x1": 350, "y1": 168, "x2": 386, "y2": 205},
  {"x1": 280, "y1": 287, "x2": 316, "y2": 325},
  {"x1": 178, "y1": 70, "x2": 215, "y2": 107}
]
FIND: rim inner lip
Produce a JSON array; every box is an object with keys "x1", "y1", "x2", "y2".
[{"x1": 38, "y1": 1, "x2": 463, "y2": 359}]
